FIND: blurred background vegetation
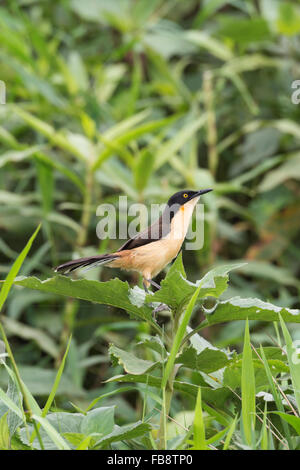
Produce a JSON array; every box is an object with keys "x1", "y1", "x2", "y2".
[{"x1": 0, "y1": 0, "x2": 300, "y2": 422}]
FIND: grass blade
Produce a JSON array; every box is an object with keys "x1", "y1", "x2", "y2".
[
  {"x1": 31, "y1": 415, "x2": 70, "y2": 450},
  {"x1": 223, "y1": 415, "x2": 238, "y2": 450},
  {"x1": 259, "y1": 345, "x2": 293, "y2": 449},
  {"x1": 279, "y1": 315, "x2": 300, "y2": 415},
  {"x1": 241, "y1": 318, "x2": 256, "y2": 447},
  {"x1": 0, "y1": 225, "x2": 41, "y2": 311},
  {"x1": 193, "y1": 387, "x2": 207, "y2": 450}
]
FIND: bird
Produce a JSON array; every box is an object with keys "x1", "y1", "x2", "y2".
[{"x1": 54, "y1": 189, "x2": 213, "y2": 291}]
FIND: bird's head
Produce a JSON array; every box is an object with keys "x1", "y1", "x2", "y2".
[{"x1": 167, "y1": 189, "x2": 213, "y2": 209}]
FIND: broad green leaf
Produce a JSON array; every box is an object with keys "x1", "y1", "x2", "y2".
[
  {"x1": 20, "y1": 412, "x2": 83, "y2": 450},
  {"x1": 81, "y1": 407, "x2": 115, "y2": 437},
  {"x1": 148, "y1": 254, "x2": 245, "y2": 314},
  {"x1": 31, "y1": 414, "x2": 71, "y2": 450},
  {"x1": 109, "y1": 344, "x2": 159, "y2": 375},
  {"x1": 13, "y1": 276, "x2": 160, "y2": 333},
  {"x1": 176, "y1": 345, "x2": 229, "y2": 374},
  {"x1": 0, "y1": 366, "x2": 84, "y2": 398},
  {"x1": 272, "y1": 412, "x2": 300, "y2": 436},
  {"x1": 206, "y1": 297, "x2": 300, "y2": 325},
  {"x1": 62, "y1": 432, "x2": 86, "y2": 448},
  {"x1": 218, "y1": 17, "x2": 271, "y2": 45}
]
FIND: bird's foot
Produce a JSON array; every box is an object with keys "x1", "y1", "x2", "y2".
[
  {"x1": 153, "y1": 302, "x2": 171, "y2": 314},
  {"x1": 150, "y1": 302, "x2": 171, "y2": 322}
]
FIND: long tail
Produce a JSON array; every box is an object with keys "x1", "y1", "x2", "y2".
[{"x1": 54, "y1": 253, "x2": 119, "y2": 274}]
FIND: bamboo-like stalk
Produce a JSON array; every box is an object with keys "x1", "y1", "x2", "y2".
[{"x1": 203, "y1": 70, "x2": 218, "y2": 177}]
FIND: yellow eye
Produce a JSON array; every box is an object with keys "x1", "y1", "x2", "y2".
[{"x1": 183, "y1": 193, "x2": 188, "y2": 198}]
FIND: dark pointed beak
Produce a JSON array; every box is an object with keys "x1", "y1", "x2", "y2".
[{"x1": 194, "y1": 188, "x2": 213, "y2": 198}]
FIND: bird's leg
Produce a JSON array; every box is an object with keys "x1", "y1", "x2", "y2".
[
  {"x1": 145, "y1": 279, "x2": 171, "y2": 316},
  {"x1": 143, "y1": 280, "x2": 150, "y2": 293},
  {"x1": 146, "y1": 278, "x2": 161, "y2": 290}
]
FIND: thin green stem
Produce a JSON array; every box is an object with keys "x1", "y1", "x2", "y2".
[{"x1": 157, "y1": 282, "x2": 203, "y2": 449}]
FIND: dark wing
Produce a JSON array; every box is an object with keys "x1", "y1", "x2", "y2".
[{"x1": 117, "y1": 215, "x2": 171, "y2": 251}]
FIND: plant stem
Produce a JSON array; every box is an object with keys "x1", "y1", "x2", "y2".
[
  {"x1": 203, "y1": 70, "x2": 218, "y2": 177},
  {"x1": 77, "y1": 167, "x2": 93, "y2": 248},
  {"x1": 58, "y1": 166, "x2": 93, "y2": 363},
  {"x1": 157, "y1": 282, "x2": 203, "y2": 449},
  {"x1": 0, "y1": 322, "x2": 32, "y2": 417}
]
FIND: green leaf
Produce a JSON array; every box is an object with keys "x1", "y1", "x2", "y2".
[
  {"x1": 20, "y1": 412, "x2": 83, "y2": 450},
  {"x1": 277, "y1": 2, "x2": 300, "y2": 36},
  {"x1": 176, "y1": 345, "x2": 229, "y2": 373},
  {"x1": 154, "y1": 115, "x2": 207, "y2": 170},
  {"x1": 193, "y1": 387, "x2": 207, "y2": 450},
  {"x1": 107, "y1": 374, "x2": 231, "y2": 407},
  {"x1": 0, "y1": 387, "x2": 23, "y2": 421},
  {"x1": 92, "y1": 114, "x2": 181, "y2": 171},
  {"x1": 259, "y1": 153, "x2": 300, "y2": 192},
  {"x1": 206, "y1": 297, "x2": 300, "y2": 325},
  {"x1": 29, "y1": 337, "x2": 72, "y2": 445},
  {"x1": 134, "y1": 149, "x2": 155, "y2": 192},
  {"x1": 31, "y1": 414, "x2": 71, "y2": 450},
  {"x1": 109, "y1": 344, "x2": 159, "y2": 375},
  {"x1": 0, "y1": 412, "x2": 10, "y2": 449},
  {"x1": 81, "y1": 406, "x2": 115, "y2": 437},
  {"x1": 0, "y1": 146, "x2": 45, "y2": 169},
  {"x1": 0, "y1": 365, "x2": 84, "y2": 398},
  {"x1": 93, "y1": 421, "x2": 151, "y2": 448},
  {"x1": 13, "y1": 276, "x2": 160, "y2": 333},
  {"x1": 223, "y1": 415, "x2": 238, "y2": 450},
  {"x1": 241, "y1": 319, "x2": 256, "y2": 448},
  {"x1": 147, "y1": 254, "x2": 245, "y2": 314},
  {"x1": 0, "y1": 225, "x2": 41, "y2": 312},
  {"x1": 272, "y1": 412, "x2": 300, "y2": 436},
  {"x1": 1, "y1": 317, "x2": 58, "y2": 358},
  {"x1": 12, "y1": 107, "x2": 87, "y2": 162},
  {"x1": 218, "y1": 17, "x2": 271, "y2": 45},
  {"x1": 0, "y1": 374, "x2": 24, "y2": 436},
  {"x1": 279, "y1": 315, "x2": 300, "y2": 414},
  {"x1": 62, "y1": 432, "x2": 86, "y2": 448},
  {"x1": 185, "y1": 29, "x2": 233, "y2": 61}
]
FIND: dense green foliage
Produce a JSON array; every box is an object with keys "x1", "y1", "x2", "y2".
[{"x1": 1, "y1": 0, "x2": 300, "y2": 450}]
